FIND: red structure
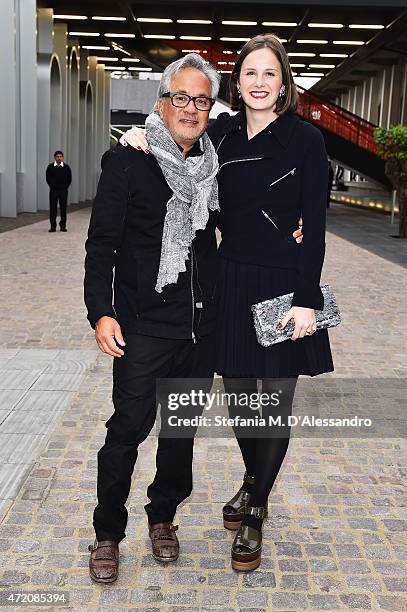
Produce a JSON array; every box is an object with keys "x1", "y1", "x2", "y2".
[{"x1": 297, "y1": 87, "x2": 378, "y2": 155}]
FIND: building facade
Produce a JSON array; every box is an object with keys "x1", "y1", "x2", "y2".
[{"x1": 0, "y1": 1, "x2": 111, "y2": 217}]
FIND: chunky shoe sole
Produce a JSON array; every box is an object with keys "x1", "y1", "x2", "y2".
[
  {"x1": 223, "y1": 515, "x2": 243, "y2": 530},
  {"x1": 152, "y1": 550, "x2": 179, "y2": 563},
  {"x1": 231, "y1": 555, "x2": 261, "y2": 572},
  {"x1": 89, "y1": 571, "x2": 118, "y2": 584},
  {"x1": 224, "y1": 507, "x2": 268, "y2": 531}
]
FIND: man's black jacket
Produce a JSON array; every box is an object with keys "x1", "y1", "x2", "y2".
[
  {"x1": 84, "y1": 142, "x2": 218, "y2": 339},
  {"x1": 46, "y1": 163, "x2": 72, "y2": 190}
]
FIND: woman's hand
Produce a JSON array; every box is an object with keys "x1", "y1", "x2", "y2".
[
  {"x1": 293, "y1": 217, "x2": 303, "y2": 244},
  {"x1": 120, "y1": 127, "x2": 149, "y2": 153},
  {"x1": 279, "y1": 306, "x2": 317, "y2": 341}
]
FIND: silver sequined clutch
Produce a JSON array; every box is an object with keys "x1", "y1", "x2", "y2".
[{"x1": 251, "y1": 284, "x2": 341, "y2": 347}]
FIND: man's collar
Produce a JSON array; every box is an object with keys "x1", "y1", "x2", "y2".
[
  {"x1": 54, "y1": 161, "x2": 64, "y2": 166},
  {"x1": 176, "y1": 138, "x2": 203, "y2": 158},
  {"x1": 222, "y1": 110, "x2": 299, "y2": 148}
]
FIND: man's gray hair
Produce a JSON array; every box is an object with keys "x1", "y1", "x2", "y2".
[{"x1": 157, "y1": 53, "x2": 221, "y2": 99}]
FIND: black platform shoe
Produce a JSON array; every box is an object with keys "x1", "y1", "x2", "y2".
[
  {"x1": 222, "y1": 472, "x2": 254, "y2": 530},
  {"x1": 231, "y1": 505, "x2": 267, "y2": 571}
]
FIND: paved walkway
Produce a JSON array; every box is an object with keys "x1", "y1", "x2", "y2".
[{"x1": 0, "y1": 206, "x2": 405, "y2": 611}]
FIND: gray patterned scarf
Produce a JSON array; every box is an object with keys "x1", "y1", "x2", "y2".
[{"x1": 145, "y1": 110, "x2": 219, "y2": 293}]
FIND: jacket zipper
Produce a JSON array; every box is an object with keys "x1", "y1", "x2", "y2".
[
  {"x1": 261, "y1": 210, "x2": 297, "y2": 245},
  {"x1": 218, "y1": 156, "x2": 264, "y2": 172},
  {"x1": 261, "y1": 210, "x2": 280, "y2": 231},
  {"x1": 215, "y1": 134, "x2": 227, "y2": 154},
  {"x1": 269, "y1": 167, "x2": 296, "y2": 187},
  {"x1": 190, "y1": 246, "x2": 196, "y2": 343},
  {"x1": 193, "y1": 245, "x2": 203, "y2": 331}
]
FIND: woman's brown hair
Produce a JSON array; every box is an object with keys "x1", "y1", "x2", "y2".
[{"x1": 229, "y1": 33, "x2": 298, "y2": 114}]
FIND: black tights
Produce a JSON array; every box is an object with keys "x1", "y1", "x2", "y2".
[{"x1": 223, "y1": 377, "x2": 298, "y2": 528}]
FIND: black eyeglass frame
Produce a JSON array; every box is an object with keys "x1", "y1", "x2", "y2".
[{"x1": 161, "y1": 91, "x2": 216, "y2": 111}]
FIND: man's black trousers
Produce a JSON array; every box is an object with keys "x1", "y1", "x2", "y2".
[
  {"x1": 93, "y1": 332, "x2": 215, "y2": 543},
  {"x1": 49, "y1": 188, "x2": 68, "y2": 229}
]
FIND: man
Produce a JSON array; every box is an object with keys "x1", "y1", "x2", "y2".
[
  {"x1": 84, "y1": 54, "x2": 221, "y2": 583},
  {"x1": 46, "y1": 150, "x2": 72, "y2": 232}
]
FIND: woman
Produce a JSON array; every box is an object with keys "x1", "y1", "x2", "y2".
[{"x1": 121, "y1": 34, "x2": 334, "y2": 572}]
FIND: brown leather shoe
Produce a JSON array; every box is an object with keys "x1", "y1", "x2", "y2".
[
  {"x1": 88, "y1": 539, "x2": 119, "y2": 583},
  {"x1": 148, "y1": 522, "x2": 179, "y2": 562}
]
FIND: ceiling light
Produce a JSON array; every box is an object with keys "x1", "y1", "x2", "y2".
[
  {"x1": 288, "y1": 52, "x2": 316, "y2": 57},
  {"x1": 218, "y1": 70, "x2": 232, "y2": 74},
  {"x1": 144, "y1": 34, "x2": 175, "y2": 39},
  {"x1": 300, "y1": 72, "x2": 324, "y2": 76},
  {"x1": 105, "y1": 33, "x2": 135, "y2": 38},
  {"x1": 278, "y1": 38, "x2": 288, "y2": 43},
  {"x1": 291, "y1": 72, "x2": 297, "y2": 76},
  {"x1": 262, "y1": 22, "x2": 297, "y2": 27},
  {"x1": 136, "y1": 17, "x2": 173, "y2": 23},
  {"x1": 97, "y1": 57, "x2": 119, "y2": 61},
  {"x1": 290, "y1": 63, "x2": 306, "y2": 67},
  {"x1": 308, "y1": 23, "x2": 343, "y2": 28},
  {"x1": 69, "y1": 32, "x2": 100, "y2": 37},
  {"x1": 220, "y1": 37, "x2": 250, "y2": 42},
  {"x1": 320, "y1": 53, "x2": 348, "y2": 57},
  {"x1": 177, "y1": 20, "x2": 213, "y2": 25},
  {"x1": 54, "y1": 15, "x2": 87, "y2": 20},
  {"x1": 181, "y1": 49, "x2": 201, "y2": 53},
  {"x1": 128, "y1": 67, "x2": 153, "y2": 71},
  {"x1": 309, "y1": 64, "x2": 336, "y2": 68},
  {"x1": 228, "y1": 62, "x2": 235, "y2": 65},
  {"x1": 105, "y1": 66, "x2": 125, "y2": 70},
  {"x1": 297, "y1": 39, "x2": 328, "y2": 44},
  {"x1": 349, "y1": 24, "x2": 384, "y2": 29},
  {"x1": 92, "y1": 16, "x2": 126, "y2": 21},
  {"x1": 83, "y1": 45, "x2": 110, "y2": 50},
  {"x1": 180, "y1": 36, "x2": 212, "y2": 40},
  {"x1": 223, "y1": 50, "x2": 233, "y2": 54},
  {"x1": 333, "y1": 40, "x2": 364, "y2": 45},
  {"x1": 222, "y1": 21, "x2": 257, "y2": 26},
  {"x1": 122, "y1": 58, "x2": 140, "y2": 62},
  {"x1": 218, "y1": 61, "x2": 227, "y2": 65}
]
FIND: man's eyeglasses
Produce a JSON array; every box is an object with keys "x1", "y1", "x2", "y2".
[{"x1": 161, "y1": 92, "x2": 215, "y2": 111}]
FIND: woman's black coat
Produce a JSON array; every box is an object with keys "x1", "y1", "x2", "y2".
[{"x1": 207, "y1": 111, "x2": 329, "y2": 310}]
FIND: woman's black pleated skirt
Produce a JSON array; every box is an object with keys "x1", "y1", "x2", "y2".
[{"x1": 215, "y1": 257, "x2": 334, "y2": 378}]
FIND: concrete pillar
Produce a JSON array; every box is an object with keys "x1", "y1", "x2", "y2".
[
  {"x1": 354, "y1": 84, "x2": 363, "y2": 117},
  {"x1": 53, "y1": 24, "x2": 68, "y2": 157},
  {"x1": 37, "y1": 8, "x2": 53, "y2": 210},
  {"x1": 78, "y1": 51, "x2": 89, "y2": 202},
  {"x1": 49, "y1": 56, "x2": 62, "y2": 165},
  {"x1": 68, "y1": 47, "x2": 80, "y2": 203},
  {"x1": 379, "y1": 68, "x2": 391, "y2": 128},
  {"x1": 368, "y1": 74, "x2": 381, "y2": 125},
  {"x1": 345, "y1": 89, "x2": 352, "y2": 112},
  {"x1": 361, "y1": 80, "x2": 370, "y2": 120},
  {"x1": 85, "y1": 83, "x2": 95, "y2": 201},
  {"x1": 87, "y1": 56, "x2": 98, "y2": 197},
  {"x1": 104, "y1": 72, "x2": 111, "y2": 153},
  {"x1": 389, "y1": 60, "x2": 404, "y2": 127},
  {"x1": 351, "y1": 86, "x2": 356, "y2": 114},
  {"x1": 0, "y1": 0, "x2": 17, "y2": 217},
  {"x1": 95, "y1": 64, "x2": 106, "y2": 185},
  {"x1": 15, "y1": 0, "x2": 37, "y2": 213}
]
